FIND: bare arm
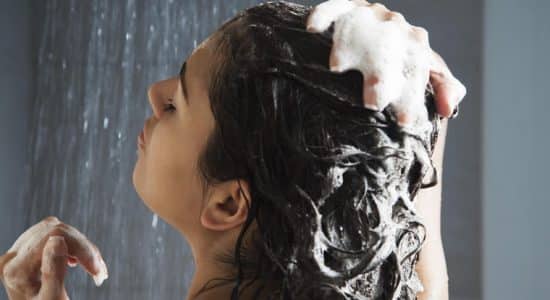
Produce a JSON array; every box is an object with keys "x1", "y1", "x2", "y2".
[{"x1": 415, "y1": 118, "x2": 449, "y2": 300}]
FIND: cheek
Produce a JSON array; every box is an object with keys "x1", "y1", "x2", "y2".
[{"x1": 133, "y1": 125, "x2": 203, "y2": 227}]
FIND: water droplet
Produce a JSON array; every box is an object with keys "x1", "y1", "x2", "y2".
[
  {"x1": 149, "y1": 25, "x2": 155, "y2": 33},
  {"x1": 193, "y1": 39, "x2": 197, "y2": 48},
  {"x1": 152, "y1": 214, "x2": 158, "y2": 228},
  {"x1": 125, "y1": 32, "x2": 132, "y2": 40},
  {"x1": 83, "y1": 120, "x2": 88, "y2": 133},
  {"x1": 85, "y1": 160, "x2": 90, "y2": 168},
  {"x1": 132, "y1": 12, "x2": 136, "y2": 19},
  {"x1": 339, "y1": 225, "x2": 344, "y2": 231},
  {"x1": 97, "y1": 28, "x2": 102, "y2": 37},
  {"x1": 47, "y1": 52, "x2": 53, "y2": 60},
  {"x1": 117, "y1": 131, "x2": 122, "y2": 140},
  {"x1": 62, "y1": 59, "x2": 67, "y2": 70},
  {"x1": 103, "y1": 117, "x2": 109, "y2": 129}
]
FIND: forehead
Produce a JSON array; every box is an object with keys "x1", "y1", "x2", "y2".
[
  {"x1": 186, "y1": 32, "x2": 223, "y2": 87},
  {"x1": 189, "y1": 28, "x2": 223, "y2": 62}
]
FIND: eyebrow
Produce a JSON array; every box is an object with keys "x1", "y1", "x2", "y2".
[{"x1": 179, "y1": 61, "x2": 189, "y2": 105}]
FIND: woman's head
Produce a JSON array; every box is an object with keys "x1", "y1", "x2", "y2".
[{"x1": 134, "y1": 1, "x2": 441, "y2": 299}]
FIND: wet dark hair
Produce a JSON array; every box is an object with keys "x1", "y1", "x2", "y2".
[{"x1": 195, "y1": 1, "x2": 442, "y2": 299}]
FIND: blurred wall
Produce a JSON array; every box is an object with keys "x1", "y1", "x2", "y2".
[
  {"x1": 482, "y1": 0, "x2": 550, "y2": 299},
  {"x1": 0, "y1": 0, "x2": 482, "y2": 299},
  {"x1": 0, "y1": 0, "x2": 32, "y2": 268}
]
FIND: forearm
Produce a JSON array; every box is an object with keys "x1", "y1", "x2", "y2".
[
  {"x1": 415, "y1": 186, "x2": 449, "y2": 300},
  {"x1": 415, "y1": 118, "x2": 449, "y2": 300}
]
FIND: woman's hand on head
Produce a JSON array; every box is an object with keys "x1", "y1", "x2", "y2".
[
  {"x1": 0, "y1": 216, "x2": 108, "y2": 300},
  {"x1": 308, "y1": 0, "x2": 467, "y2": 122},
  {"x1": 359, "y1": 0, "x2": 468, "y2": 119}
]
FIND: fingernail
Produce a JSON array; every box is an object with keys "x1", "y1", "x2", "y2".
[
  {"x1": 93, "y1": 267, "x2": 108, "y2": 287},
  {"x1": 450, "y1": 106, "x2": 459, "y2": 119},
  {"x1": 92, "y1": 257, "x2": 108, "y2": 287}
]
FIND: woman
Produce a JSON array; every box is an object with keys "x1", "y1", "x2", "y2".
[{"x1": 1, "y1": 1, "x2": 464, "y2": 299}]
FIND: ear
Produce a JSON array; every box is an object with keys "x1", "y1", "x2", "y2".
[{"x1": 200, "y1": 179, "x2": 252, "y2": 231}]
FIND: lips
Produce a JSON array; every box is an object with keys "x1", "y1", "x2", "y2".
[
  {"x1": 138, "y1": 123, "x2": 147, "y2": 147},
  {"x1": 139, "y1": 130, "x2": 145, "y2": 144}
]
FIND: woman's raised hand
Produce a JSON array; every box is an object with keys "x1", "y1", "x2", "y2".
[
  {"x1": 0, "y1": 216, "x2": 108, "y2": 300},
  {"x1": 307, "y1": 0, "x2": 467, "y2": 125}
]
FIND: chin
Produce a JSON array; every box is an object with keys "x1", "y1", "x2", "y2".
[
  {"x1": 132, "y1": 161, "x2": 160, "y2": 216},
  {"x1": 132, "y1": 158, "x2": 146, "y2": 202}
]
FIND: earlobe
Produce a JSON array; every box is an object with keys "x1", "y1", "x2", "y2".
[{"x1": 200, "y1": 180, "x2": 251, "y2": 231}]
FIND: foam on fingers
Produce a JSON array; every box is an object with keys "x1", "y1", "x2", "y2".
[{"x1": 307, "y1": 0, "x2": 434, "y2": 132}]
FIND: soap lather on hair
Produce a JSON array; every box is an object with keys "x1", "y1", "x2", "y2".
[{"x1": 306, "y1": 0, "x2": 439, "y2": 131}]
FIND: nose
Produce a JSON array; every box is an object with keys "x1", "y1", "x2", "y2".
[{"x1": 147, "y1": 77, "x2": 177, "y2": 119}]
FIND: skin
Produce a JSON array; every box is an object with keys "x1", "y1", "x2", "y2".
[
  {"x1": 414, "y1": 118, "x2": 449, "y2": 300},
  {"x1": 1, "y1": 3, "x2": 463, "y2": 299}
]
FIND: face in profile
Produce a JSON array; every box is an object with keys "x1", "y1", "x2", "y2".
[{"x1": 132, "y1": 33, "x2": 218, "y2": 235}]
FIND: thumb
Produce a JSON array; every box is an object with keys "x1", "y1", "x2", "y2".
[
  {"x1": 37, "y1": 236, "x2": 70, "y2": 300},
  {"x1": 0, "y1": 251, "x2": 17, "y2": 279}
]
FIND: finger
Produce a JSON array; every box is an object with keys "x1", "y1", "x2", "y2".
[
  {"x1": 409, "y1": 25, "x2": 429, "y2": 45},
  {"x1": 429, "y1": 50, "x2": 468, "y2": 117},
  {"x1": 47, "y1": 223, "x2": 108, "y2": 286},
  {"x1": 37, "y1": 236, "x2": 69, "y2": 300},
  {"x1": 7, "y1": 216, "x2": 61, "y2": 253},
  {"x1": 0, "y1": 251, "x2": 17, "y2": 279},
  {"x1": 368, "y1": 2, "x2": 389, "y2": 13},
  {"x1": 367, "y1": 2, "x2": 390, "y2": 20},
  {"x1": 384, "y1": 11, "x2": 406, "y2": 23},
  {"x1": 362, "y1": 74, "x2": 382, "y2": 110},
  {"x1": 430, "y1": 71, "x2": 456, "y2": 118}
]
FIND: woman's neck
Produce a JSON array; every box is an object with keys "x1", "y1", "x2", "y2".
[
  {"x1": 185, "y1": 247, "x2": 233, "y2": 300},
  {"x1": 185, "y1": 252, "x2": 279, "y2": 300},
  {"x1": 184, "y1": 220, "x2": 275, "y2": 299},
  {"x1": 186, "y1": 273, "x2": 274, "y2": 300}
]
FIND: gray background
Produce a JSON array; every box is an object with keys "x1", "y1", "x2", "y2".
[
  {"x1": 1, "y1": 0, "x2": 546, "y2": 299},
  {"x1": 482, "y1": 0, "x2": 550, "y2": 299}
]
